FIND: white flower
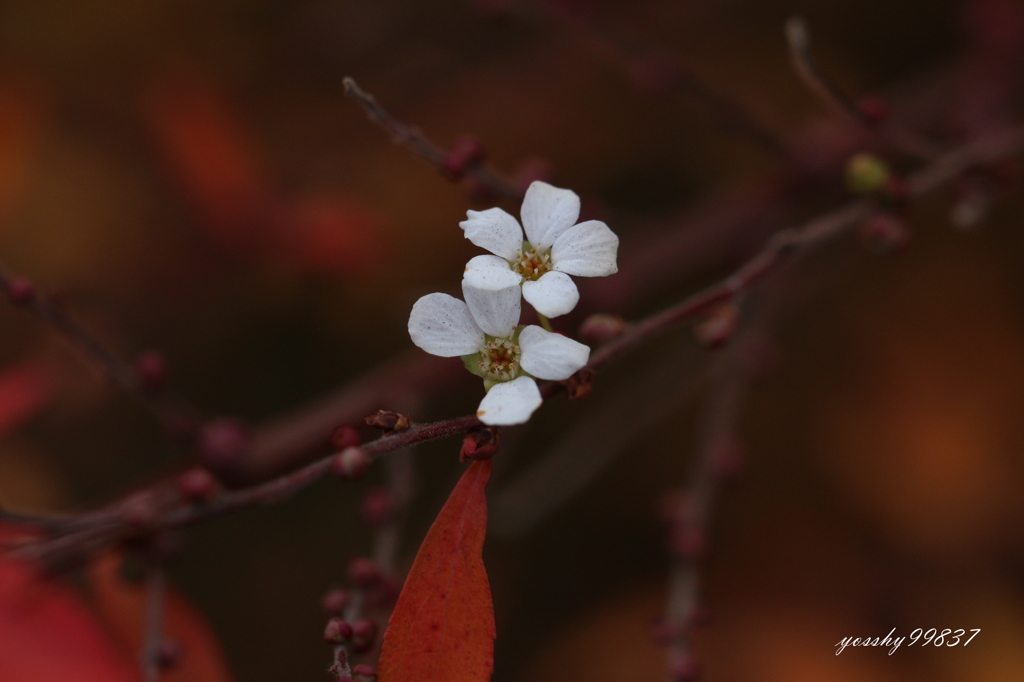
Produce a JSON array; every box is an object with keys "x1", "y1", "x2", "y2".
[
  {"x1": 459, "y1": 181, "x2": 619, "y2": 319},
  {"x1": 408, "y1": 282, "x2": 590, "y2": 425}
]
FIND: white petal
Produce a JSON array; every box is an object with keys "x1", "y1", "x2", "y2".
[
  {"x1": 459, "y1": 208, "x2": 524, "y2": 261},
  {"x1": 476, "y1": 376, "x2": 542, "y2": 425},
  {"x1": 520, "y1": 181, "x2": 580, "y2": 250},
  {"x1": 519, "y1": 325, "x2": 590, "y2": 381},
  {"x1": 463, "y1": 255, "x2": 522, "y2": 291},
  {"x1": 462, "y1": 280, "x2": 521, "y2": 339},
  {"x1": 551, "y1": 220, "x2": 619, "y2": 277},
  {"x1": 408, "y1": 293, "x2": 484, "y2": 357},
  {"x1": 521, "y1": 271, "x2": 579, "y2": 318}
]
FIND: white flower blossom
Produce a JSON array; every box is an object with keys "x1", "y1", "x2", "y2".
[
  {"x1": 408, "y1": 282, "x2": 590, "y2": 425},
  {"x1": 459, "y1": 181, "x2": 619, "y2": 319}
]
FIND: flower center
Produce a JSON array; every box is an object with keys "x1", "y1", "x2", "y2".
[
  {"x1": 477, "y1": 338, "x2": 521, "y2": 382},
  {"x1": 512, "y1": 244, "x2": 552, "y2": 282}
]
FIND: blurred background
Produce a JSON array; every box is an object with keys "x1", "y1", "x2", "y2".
[{"x1": 1, "y1": 0, "x2": 1024, "y2": 680}]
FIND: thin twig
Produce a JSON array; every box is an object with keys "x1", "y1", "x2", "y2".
[
  {"x1": 0, "y1": 266, "x2": 201, "y2": 438},
  {"x1": 547, "y1": 5, "x2": 790, "y2": 160},
  {"x1": 11, "y1": 123, "x2": 1024, "y2": 570},
  {"x1": 141, "y1": 559, "x2": 165, "y2": 682},
  {"x1": 342, "y1": 78, "x2": 521, "y2": 201},
  {"x1": 785, "y1": 17, "x2": 940, "y2": 160}
]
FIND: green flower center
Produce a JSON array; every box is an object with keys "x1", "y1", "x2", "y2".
[
  {"x1": 512, "y1": 243, "x2": 552, "y2": 282},
  {"x1": 477, "y1": 338, "x2": 521, "y2": 382}
]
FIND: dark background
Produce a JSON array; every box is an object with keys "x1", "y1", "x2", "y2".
[{"x1": 1, "y1": 1, "x2": 1023, "y2": 680}]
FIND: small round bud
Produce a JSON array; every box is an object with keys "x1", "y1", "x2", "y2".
[
  {"x1": 324, "y1": 617, "x2": 353, "y2": 644},
  {"x1": 364, "y1": 409, "x2": 409, "y2": 433},
  {"x1": 134, "y1": 350, "x2": 168, "y2": 392},
  {"x1": 359, "y1": 487, "x2": 394, "y2": 526},
  {"x1": 7, "y1": 277, "x2": 36, "y2": 305},
  {"x1": 321, "y1": 588, "x2": 351, "y2": 616},
  {"x1": 579, "y1": 313, "x2": 627, "y2": 343},
  {"x1": 352, "y1": 664, "x2": 378, "y2": 682},
  {"x1": 330, "y1": 425, "x2": 361, "y2": 450},
  {"x1": 352, "y1": 619, "x2": 378, "y2": 653},
  {"x1": 566, "y1": 367, "x2": 595, "y2": 401},
  {"x1": 157, "y1": 638, "x2": 183, "y2": 670},
  {"x1": 627, "y1": 54, "x2": 680, "y2": 96},
  {"x1": 332, "y1": 447, "x2": 370, "y2": 480},
  {"x1": 668, "y1": 525, "x2": 706, "y2": 560},
  {"x1": 440, "y1": 152, "x2": 468, "y2": 182},
  {"x1": 452, "y1": 135, "x2": 486, "y2": 165},
  {"x1": 198, "y1": 418, "x2": 251, "y2": 475},
  {"x1": 856, "y1": 95, "x2": 889, "y2": 128},
  {"x1": 348, "y1": 557, "x2": 382, "y2": 588},
  {"x1": 465, "y1": 177, "x2": 499, "y2": 204},
  {"x1": 460, "y1": 427, "x2": 500, "y2": 462},
  {"x1": 857, "y1": 213, "x2": 910, "y2": 254},
  {"x1": 366, "y1": 574, "x2": 401, "y2": 609},
  {"x1": 709, "y1": 438, "x2": 747, "y2": 483},
  {"x1": 694, "y1": 304, "x2": 738, "y2": 349},
  {"x1": 122, "y1": 492, "x2": 159, "y2": 530},
  {"x1": 845, "y1": 153, "x2": 891, "y2": 195},
  {"x1": 670, "y1": 653, "x2": 701, "y2": 682},
  {"x1": 177, "y1": 467, "x2": 217, "y2": 502},
  {"x1": 513, "y1": 157, "x2": 553, "y2": 195}
]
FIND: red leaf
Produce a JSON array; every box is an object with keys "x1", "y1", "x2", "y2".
[
  {"x1": 378, "y1": 460, "x2": 495, "y2": 682},
  {"x1": 88, "y1": 551, "x2": 235, "y2": 682},
  {"x1": 0, "y1": 361, "x2": 51, "y2": 437},
  {"x1": 0, "y1": 525, "x2": 137, "y2": 682}
]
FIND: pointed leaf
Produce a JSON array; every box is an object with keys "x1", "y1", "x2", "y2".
[
  {"x1": 378, "y1": 460, "x2": 494, "y2": 682},
  {"x1": 0, "y1": 525, "x2": 137, "y2": 682},
  {"x1": 88, "y1": 551, "x2": 234, "y2": 682}
]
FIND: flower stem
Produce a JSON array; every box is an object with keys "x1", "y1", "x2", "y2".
[{"x1": 537, "y1": 313, "x2": 554, "y2": 332}]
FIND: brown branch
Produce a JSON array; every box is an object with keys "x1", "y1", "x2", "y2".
[
  {"x1": 0, "y1": 267, "x2": 201, "y2": 439},
  {"x1": 11, "y1": 122, "x2": 1024, "y2": 571},
  {"x1": 342, "y1": 77, "x2": 522, "y2": 201},
  {"x1": 785, "y1": 16, "x2": 941, "y2": 160}
]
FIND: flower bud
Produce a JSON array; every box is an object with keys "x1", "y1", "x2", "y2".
[
  {"x1": 359, "y1": 487, "x2": 394, "y2": 526},
  {"x1": 693, "y1": 304, "x2": 738, "y2": 348},
  {"x1": 513, "y1": 157, "x2": 553, "y2": 195},
  {"x1": 566, "y1": 367, "x2": 595, "y2": 401},
  {"x1": 845, "y1": 153, "x2": 890, "y2": 195},
  {"x1": 134, "y1": 350, "x2": 168, "y2": 392},
  {"x1": 857, "y1": 213, "x2": 910, "y2": 254},
  {"x1": 332, "y1": 447, "x2": 370, "y2": 481},
  {"x1": 668, "y1": 525, "x2": 706, "y2": 560},
  {"x1": 7, "y1": 277, "x2": 36, "y2": 305},
  {"x1": 709, "y1": 438, "x2": 747, "y2": 483},
  {"x1": 364, "y1": 409, "x2": 409, "y2": 433},
  {"x1": 352, "y1": 664, "x2": 378, "y2": 682},
  {"x1": 579, "y1": 313, "x2": 626, "y2": 343},
  {"x1": 177, "y1": 468, "x2": 217, "y2": 502},
  {"x1": 330, "y1": 425, "x2": 361, "y2": 450},
  {"x1": 157, "y1": 638, "x2": 183, "y2": 670},
  {"x1": 452, "y1": 135, "x2": 486, "y2": 165},
  {"x1": 348, "y1": 556, "x2": 382, "y2": 588},
  {"x1": 122, "y1": 492, "x2": 159, "y2": 530},
  {"x1": 856, "y1": 95, "x2": 889, "y2": 128},
  {"x1": 324, "y1": 617, "x2": 353, "y2": 644},
  {"x1": 670, "y1": 653, "x2": 701, "y2": 682},
  {"x1": 198, "y1": 418, "x2": 251, "y2": 475},
  {"x1": 321, "y1": 588, "x2": 351, "y2": 616},
  {"x1": 460, "y1": 427, "x2": 500, "y2": 462},
  {"x1": 352, "y1": 619, "x2": 378, "y2": 653}
]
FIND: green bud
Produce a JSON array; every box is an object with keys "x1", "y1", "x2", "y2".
[{"x1": 845, "y1": 153, "x2": 890, "y2": 194}]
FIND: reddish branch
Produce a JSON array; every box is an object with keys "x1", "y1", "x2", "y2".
[
  {"x1": 342, "y1": 77, "x2": 522, "y2": 201},
  {"x1": 8, "y1": 121, "x2": 1024, "y2": 572},
  {"x1": 0, "y1": 267, "x2": 201, "y2": 438},
  {"x1": 784, "y1": 17, "x2": 940, "y2": 160}
]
